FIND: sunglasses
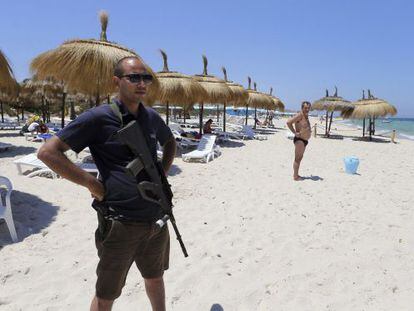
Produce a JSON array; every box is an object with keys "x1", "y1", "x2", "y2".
[{"x1": 118, "y1": 73, "x2": 154, "y2": 84}]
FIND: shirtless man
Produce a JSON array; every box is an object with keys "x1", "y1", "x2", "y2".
[{"x1": 287, "y1": 101, "x2": 312, "y2": 180}]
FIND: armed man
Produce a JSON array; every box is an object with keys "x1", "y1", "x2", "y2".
[{"x1": 38, "y1": 56, "x2": 178, "y2": 311}]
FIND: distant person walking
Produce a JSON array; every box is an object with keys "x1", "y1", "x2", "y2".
[{"x1": 287, "y1": 101, "x2": 312, "y2": 180}]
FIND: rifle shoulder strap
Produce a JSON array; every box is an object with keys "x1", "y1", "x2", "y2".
[{"x1": 109, "y1": 102, "x2": 123, "y2": 128}]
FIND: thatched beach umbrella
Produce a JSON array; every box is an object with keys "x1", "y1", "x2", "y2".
[
  {"x1": 193, "y1": 55, "x2": 233, "y2": 134},
  {"x1": 269, "y1": 87, "x2": 284, "y2": 112},
  {"x1": 25, "y1": 76, "x2": 63, "y2": 123},
  {"x1": 0, "y1": 49, "x2": 15, "y2": 91},
  {"x1": 30, "y1": 11, "x2": 159, "y2": 109},
  {"x1": 342, "y1": 90, "x2": 397, "y2": 140},
  {"x1": 244, "y1": 77, "x2": 273, "y2": 127},
  {"x1": 147, "y1": 50, "x2": 207, "y2": 125},
  {"x1": 312, "y1": 87, "x2": 351, "y2": 137},
  {"x1": 221, "y1": 67, "x2": 248, "y2": 132},
  {"x1": 0, "y1": 49, "x2": 18, "y2": 122}
]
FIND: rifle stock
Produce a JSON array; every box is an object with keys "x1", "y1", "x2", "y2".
[{"x1": 117, "y1": 121, "x2": 188, "y2": 257}]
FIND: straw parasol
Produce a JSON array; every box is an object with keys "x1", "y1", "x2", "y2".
[
  {"x1": 221, "y1": 67, "x2": 248, "y2": 132},
  {"x1": 193, "y1": 55, "x2": 233, "y2": 134},
  {"x1": 244, "y1": 77, "x2": 273, "y2": 126},
  {"x1": 312, "y1": 87, "x2": 351, "y2": 136},
  {"x1": 269, "y1": 87, "x2": 284, "y2": 112},
  {"x1": 0, "y1": 49, "x2": 15, "y2": 91},
  {"x1": 342, "y1": 89, "x2": 397, "y2": 140},
  {"x1": 30, "y1": 11, "x2": 159, "y2": 108},
  {"x1": 147, "y1": 50, "x2": 207, "y2": 125},
  {"x1": 0, "y1": 49, "x2": 19, "y2": 122}
]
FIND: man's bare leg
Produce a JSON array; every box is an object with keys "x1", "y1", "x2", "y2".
[
  {"x1": 293, "y1": 141, "x2": 305, "y2": 180},
  {"x1": 145, "y1": 277, "x2": 166, "y2": 311},
  {"x1": 90, "y1": 296, "x2": 114, "y2": 311}
]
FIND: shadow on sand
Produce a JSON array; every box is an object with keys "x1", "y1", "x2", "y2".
[
  {"x1": 219, "y1": 140, "x2": 245, "y2": 148},
  {"x1": 0, "y1": 146, "x2": 37, "y2": 158},
  {"x1": 351, "y1": 136, "x2": 390, "y2": 143},
  {"x1": 167, "y1": 164, "x2": 182, "y2": 176},
  {"x1": 0, "y1": 131, "x2": 22, "y2": 138},
  {"x1": 0, "y1": 190, "x2": 59, "y2": 247},
  {"x1": 302, "y1": 175, "x2": 324, "y2": 181}
]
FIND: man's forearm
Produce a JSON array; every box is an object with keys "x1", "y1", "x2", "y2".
[
  {"x1": 38, "y1": 148, "x2": 95, "y2": 188},
  {"x1": 161, "y1": 138, "x2": 176, "y2": 174},
  {"x1": 287, "y1": 122, "x2": 296, "y2": 134}
]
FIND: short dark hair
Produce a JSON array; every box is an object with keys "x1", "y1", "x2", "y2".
[
  {"x1": 114, "y1": 56, "x2": 144, "y2": 77},
  {"x1": 301, "y1": 101, "x2": 311, "y2": 108}
]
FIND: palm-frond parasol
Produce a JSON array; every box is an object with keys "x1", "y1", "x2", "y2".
[
  {"x1": 0, "y1": 49, "x2": 19, "y2": 122},
  {"x1": 221, "y1": 67, "x2": 248, "y2": 132},
  {"x1": 0, "y1": 49, "x2": 15, "y2": 91},
  {"x1": 147, "y1": 49, "x2": 207, "y2": 124},
  {"x1": 341, "y1": 89, "x2": 397, "y2": 140},
  {"x1": 312, "y1": 86, "x2": 351, "y2": 136},
  {"x1": 244, "y1": 77, "x2": 273, "y2": 126},
  {"x1": 193, "y1": 55, "x2": 233, "y2": 133},
  {"x1": 30, "y1": 11, "x2": 159, "y2": 109},
  {"x1": 269, "y1": 87, "x2": 284, "y2": 112}
]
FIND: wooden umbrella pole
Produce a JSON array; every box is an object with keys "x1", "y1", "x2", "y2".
[
  {"x1": 107, "y1": 94, "x2": 110, "y2": 104},
  {"x1": 223, "y1": 102, "x2": 227, "y2": 132},
  {"x1": 47, "y1": 100, "x2": 50, "y2": 122},
  {"x1": 362, "y1": 118, "x2": 365, "y2": 137},
  {"x1": 183, "y1": 107, "x2": 186, "y2": 124},
  {"x1": 327, "y1": 111, "x2": 334, "y2": 136},
  {"x1": 373, "y1": 116, "x2": 376, "y2": 135},
  {"x1": 199, "y1": 102, "x2": 204, "y2": 134},
  {"x1": 369, "y1": 117, "x2": 372, "y2": 140},
  {"x1": 95, "y1": 91, "x2": 100, "y2": 107},
  {"x1": 70, "y1": 101, "x2": 76, "y2": 120},
  {"x1": 21, "y1": 104, "x2": 24, "y2": 120},
  {"x1": 166, "y1": 101, "x2": 170, "y2": 125},
  {"x1": 325, "y1": 111, "x2": 328, "y2": 136},
  {"x1": 245, "y1": 105, "x2": 249, "y2": 126},
  {"x1": 41, "y1": 95, "x2": 46, "y2": 122},
  {"x1": 0, "y1": 100, "x2": 4, "y2": 123},
  {"x1": 61, "y1": 91, "x2": 67, "y2": 128}
]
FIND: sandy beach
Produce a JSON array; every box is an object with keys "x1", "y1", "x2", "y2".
[{"x1": 1, "y1": 117, "x2": 413, "y2": 310}]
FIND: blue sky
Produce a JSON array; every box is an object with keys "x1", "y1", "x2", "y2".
[{"x1": 1, "y1": 0, "x2": 413, "y2": 116}]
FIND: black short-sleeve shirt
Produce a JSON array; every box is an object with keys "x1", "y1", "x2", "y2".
[{"x1": 56, "y1": 100, "x2": 173, "y2": 221}]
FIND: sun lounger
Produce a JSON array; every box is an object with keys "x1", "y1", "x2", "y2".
[
  {"x1": 182, "y1": 134, "x2": 220, "y2": 163},
  {"x1": 13, "y1": 153, "x2": 99, "y2": 179}
]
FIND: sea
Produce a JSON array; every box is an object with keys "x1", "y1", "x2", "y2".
[{"x1": 340, "y1": 118, "x2": 414, "y2": 141}]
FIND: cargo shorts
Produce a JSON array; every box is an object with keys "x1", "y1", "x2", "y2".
[{"x1": 94, "y1": 213, "x2": 170, "y2": 300}]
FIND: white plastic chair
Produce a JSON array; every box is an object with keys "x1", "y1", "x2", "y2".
[
  {"x1": 182, "y1": 134, "x2": 220, "y2": 163},
  {"x1": 0, "y1": 176, "x2": 18, "y2": 242}
]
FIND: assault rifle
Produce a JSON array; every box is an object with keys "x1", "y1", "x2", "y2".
[{"x1": 117, "y1": 120, "x2": 188, "y2": 257}]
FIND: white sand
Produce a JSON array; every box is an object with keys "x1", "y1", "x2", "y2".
[{"x1": 1, "y1": 118, "x2": 413, "y2": 310}]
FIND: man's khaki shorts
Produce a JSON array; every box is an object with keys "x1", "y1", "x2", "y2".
[{"x1": 94, "y1": 215, "x2": 170, "y2": 300}]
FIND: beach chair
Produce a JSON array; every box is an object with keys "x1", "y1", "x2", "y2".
[
  {"x1": 0, "y1": 176, "x2": 18, "y2": 242},
  {"x1": 169, "y1": 123, "x2": 200, "y2": 149},
  {"x1": 182, "y1": 134, "x2": 220, "y2": 163},
  {"x1": 242, "y1": 125, "x2": 268, "y2": 140},
  {"x1": 13, "y1": 153, "x2": 99, "y2": 179},
  {"x1": 0, "y1": 142, "x2": 12, "y2": 152}
]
